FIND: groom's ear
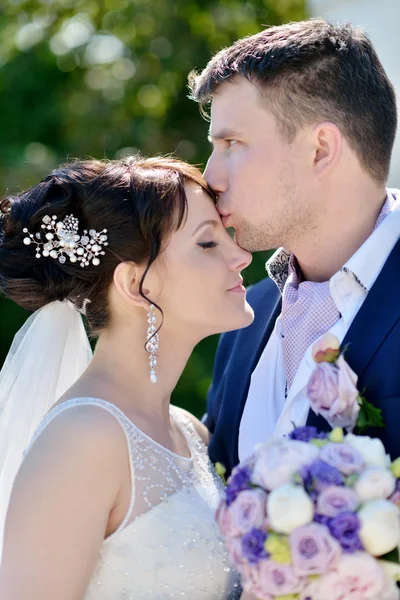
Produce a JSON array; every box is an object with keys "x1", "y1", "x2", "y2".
[
  {"x1": 311, "y1": 121, "x2": 342, "y2": 177},
  {"x1": 112, "y1": 261, "x2": 149, "y2": 310}
]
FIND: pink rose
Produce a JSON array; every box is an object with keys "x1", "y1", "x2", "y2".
[
  {"x1": 317, "y1": 485, "x2": 360, "y2": 517},
  {"x1": 290, "y1": 522, "x2": 341, "y2": 576},
  {"x1": 301, "y1": 552, "x2": 385, "y2": 600},
  {"x1": 252, "y1": 439, "x2": 319, "y2": 490},
  {"x1": 239, "y1": 560, "x2": 304, "y2": 600},
  {"x1": 225, "y1": 537, "x2": 245, "y2": 570},
  {"x1": 320, "y1": 442, "x2": 364, "y2": 475},
  {"x1": 256, "y1": 559, "x2": 306, "y2": 597},
  {"x1": 226, "y1": 489, "x2": 268, "y2": 536},
  {"x1": 306, "y1": 355, "x2": 360, "y2": 431},
  {"x1": 240, "y1": 562, "x2": 272, "y2": 598},
  {"x1": 312, "y1": 333, "x2": 340, "y2": 363},
  {"x1": 216, "y1": 501, "x2": 233, "y2": 538}
]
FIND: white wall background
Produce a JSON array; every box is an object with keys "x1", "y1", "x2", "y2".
[{"x1": 308, "y1": 0, "x2": 400, "y2": 186}]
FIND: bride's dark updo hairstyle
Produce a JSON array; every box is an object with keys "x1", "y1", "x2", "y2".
[{"x1": 0, "y1": 156, "x2": 215, "y2": 332}]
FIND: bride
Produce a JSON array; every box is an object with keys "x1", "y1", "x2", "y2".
[{"x1": 0, "y1": 156, "x2": 254, "y2": 599}]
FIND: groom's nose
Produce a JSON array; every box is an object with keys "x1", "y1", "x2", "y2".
[{"x1": 204, "y1": 152, "x2": 227, "y2": 195}]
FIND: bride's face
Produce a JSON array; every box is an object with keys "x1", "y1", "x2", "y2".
[{"x1": 152, "y1": 182, "x2": 254, "y2": 339}]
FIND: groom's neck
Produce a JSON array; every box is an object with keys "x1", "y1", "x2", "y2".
[{"x1": 290, "y1": 183, "x2": 387, "y2": 283}]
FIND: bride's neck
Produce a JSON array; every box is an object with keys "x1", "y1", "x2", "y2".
[{"x1": 73, "y1": 321, "x2": 195, "y2": 421}]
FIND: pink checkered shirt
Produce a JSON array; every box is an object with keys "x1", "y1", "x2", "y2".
[{"x1": 267, "y1": 195, "x2": 395, "y2": 389}]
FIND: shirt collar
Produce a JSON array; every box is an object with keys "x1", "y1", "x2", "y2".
[
  {"x1": 343, "y1": 190, "x2": 399, "y2": 292},
  {"x1": 266, "y1": 190, "x2": 399, "y2": 294}
]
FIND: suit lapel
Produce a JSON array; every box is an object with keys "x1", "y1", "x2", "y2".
[
  {"x1": 341, "y1": 237, "x2": 400, "y2": 380},
  {"x1": 229, "y1": 288, "x2": 282, "y2": 467}
]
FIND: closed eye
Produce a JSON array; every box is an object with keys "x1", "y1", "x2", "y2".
[{"x1": 198, "y1": 241, "x2": 218, "y2": 249}]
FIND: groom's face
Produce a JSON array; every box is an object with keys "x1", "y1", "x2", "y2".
[{"x1": 204, "y1": 77, "x2": 311, "y2": 252}]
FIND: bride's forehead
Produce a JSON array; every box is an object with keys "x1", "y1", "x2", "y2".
[{"x1": 184, "y1": 187, "x2": 218, "y2": 220}]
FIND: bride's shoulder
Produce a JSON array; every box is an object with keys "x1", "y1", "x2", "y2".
[
  {"x1": 171, "y1": 405, "x2": 210, "y2": 447},
  {"x1": 25, "y1": 400, "x2": 130, "y2": 470}
]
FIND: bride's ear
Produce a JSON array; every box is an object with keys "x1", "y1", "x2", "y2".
[{"x1": 112, "y1": 261, "x2": 150, "y2": 310}]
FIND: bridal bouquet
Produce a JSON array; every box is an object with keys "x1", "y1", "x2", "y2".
[{"x1": 216, "y1": 429, "x2": 400, "y2": 599}]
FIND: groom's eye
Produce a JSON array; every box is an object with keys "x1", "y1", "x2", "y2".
[{"x1": 226, "y1": 140, "x2": 237, "y2": 147}]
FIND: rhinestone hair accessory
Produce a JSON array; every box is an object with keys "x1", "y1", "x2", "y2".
[
  {"x1": 146, "y1": 304, "x2": 159, "y2": 384},
  {"x1": 22, "y1": 214, "x2": 108, "y2": 268}
]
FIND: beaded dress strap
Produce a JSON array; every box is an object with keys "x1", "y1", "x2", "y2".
[
  {"x1": 24, "y1": 397, "x2": 136, "y2": 535},
  {"x1": 169, "y1": 405, "x2": 210, "y2": 461}
]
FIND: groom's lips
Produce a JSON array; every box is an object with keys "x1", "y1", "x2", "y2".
[{"x1": 221, "y1": 214, "x2": 231, "y2": 228}]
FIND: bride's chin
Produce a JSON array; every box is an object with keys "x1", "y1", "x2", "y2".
[{"x1": 217, "y1": 305, "x2": 255, "y2": 334}]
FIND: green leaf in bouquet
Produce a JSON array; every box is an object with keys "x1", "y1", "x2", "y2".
[
  {"x1": 292, "y1": 472, "x2": 304, "y2": 486},
  {"x1": 215, "y1": 462, "x2": 227, "y2": 485},
  {"x1": 380, "y1": 547, "x2": 400, "y2": 564},
  {"x1": 265, "y1": 533, "x2": 292, "y2": 564},
  {"x1": 344, "y1": 474, "x2": 359, "y2": 487},
  {"x1": 329, "y1": 427, "x2": 344, "y2": 443},
  {"x1": 355, "y1": 395, "x2": 385, "y2": 434},
  {"x1": 310, "y1": 438, "x2": 328, "y2": 448},
  {"x1": 391, "y1": 457, "x2": 400, "y2": 478}
]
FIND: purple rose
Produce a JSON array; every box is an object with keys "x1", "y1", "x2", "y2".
[
  {"x1": 316, "y1": 485, "x2": 360, "y2": 517},
  {"x1": 314, "y1": 513, "x2": 331, "y2": 527},
  {"x1": 289, "y1": 426, "x2": 327, "y2": 442},
  {"x1": 389, "y1": 477, "x2": 400, "y2": 505},
  {"x1": 390, "y1": 490, "x2": 400, "y2": 506},
  {"x1": 307, "y1": 362, "x2": 338, "y2": 408},
  {"x1": 289, "y1": 522, "x2": 341, "y2": 576},
  {"x1": 320, "y1": 442, "x2": 364, "y2": 475},
  {"x1": 241, "y1": 527, "x2": 269, "y2": 564},
  {"x1": 328, "y1": 511, "x2": 363, "y2": 553},
  {"x1": 308, "y1": 459, "x2": 344, "y2": 491},
  {"x1": 226, "y1": 465, "x2": 251, "y2": 505},
  {"x1": 225, "y1": 489, "x2": 268, "y2": 536},
  {"x1": 256, "y1": 560, "x2": 306, "y2": 596},
  {"x1": 306, "y1": 356, "x2": 360, "y2": 431}
]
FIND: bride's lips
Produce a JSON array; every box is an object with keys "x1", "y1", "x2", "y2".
[{"x1": 227, "y1": 281, "x2": 246, "y2": 294}]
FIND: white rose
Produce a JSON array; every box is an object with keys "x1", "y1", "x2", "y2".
[
  {"x1": 358, "y1": 499, "x2": 400, "y2": 556},
  {"x1": 354, "y1": 467, "x2": 396, "y2": 502},
  {"x1": 377, "y1": 561, "x2": 400, "y2": 600},
  {"x1": 267, "y1": 483, "x2": 314, "y2": 534},
  {"x1": 345, "y1": 433, "x2": 390, "y2": 468}
]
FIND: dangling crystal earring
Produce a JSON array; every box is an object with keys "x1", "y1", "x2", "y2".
[{"x1": 146, "y1": 304, "x2": 159, "y2": 383}]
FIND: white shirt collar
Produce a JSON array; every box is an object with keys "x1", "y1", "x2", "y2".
[{"x1": 342, "y1": 189, "x2": 400, "y2": 292}]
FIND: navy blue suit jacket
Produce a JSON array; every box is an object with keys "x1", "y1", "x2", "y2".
[{"x1": 205, "y1": 239, "x2": 400, "y2": 476}]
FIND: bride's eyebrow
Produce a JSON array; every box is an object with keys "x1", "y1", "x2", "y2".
[{"x1": 191, "y1": 219, "x2": 219, "y2": 237}]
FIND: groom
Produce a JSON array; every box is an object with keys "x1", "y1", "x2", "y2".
[{"x1": 189, "y1": 18, "x2": 400, "y2": 475}]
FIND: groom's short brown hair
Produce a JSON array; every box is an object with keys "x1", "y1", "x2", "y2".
[{"x1": 189, "y1": 19, "x2": 397, "y2": 182}]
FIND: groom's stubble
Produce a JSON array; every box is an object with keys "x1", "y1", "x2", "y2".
[{"x1": 230, "y1": 153, "x2": 318, "y2": 255}]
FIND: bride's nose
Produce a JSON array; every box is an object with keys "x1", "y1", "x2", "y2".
[{"x1": 229, "y1": 246, "x2": 252, "y2": 272}]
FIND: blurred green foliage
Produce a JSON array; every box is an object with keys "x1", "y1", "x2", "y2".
[{"x1": 0, "y1": 0, "x2": 306, "y2": 417}]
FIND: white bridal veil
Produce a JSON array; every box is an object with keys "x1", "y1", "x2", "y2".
[{"x1": 0, "y1": 300, "x2": 92, "y2": 559}]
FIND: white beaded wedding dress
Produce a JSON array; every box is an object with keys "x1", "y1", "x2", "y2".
[{"x1": 23, "y1": 397, "x2": 239, "y2": 600}]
